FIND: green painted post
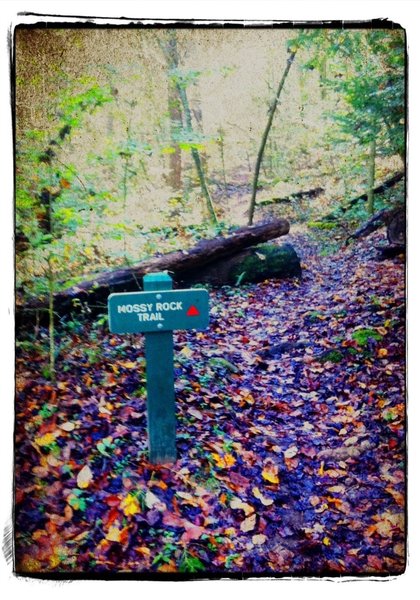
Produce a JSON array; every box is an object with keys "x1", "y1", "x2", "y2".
[
  {"x1": 143, "y1": 273, "x2": 177, "y2": 463},
  {"x1": 108, "y1": 273, "x2": 209, "y2": 464}
]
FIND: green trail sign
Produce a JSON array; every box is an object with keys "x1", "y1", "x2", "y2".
[
  {"x1": 108, "y1": 289, "x2": 209, "y2": 333},
  {"x1": 108, "y1": 272, "x2": 209, "y2": 464}
]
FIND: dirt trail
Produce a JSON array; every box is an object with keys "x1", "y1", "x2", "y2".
[{"x1": 14, "y1": 228, "x2": 405, "y2": 575}]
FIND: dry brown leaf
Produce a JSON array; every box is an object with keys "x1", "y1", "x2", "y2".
[
  {"x1": 240, "y1": 513, "x2": 257, "y2": 532},
  {"x1": 284, "y1": 445, "x2": 298, "y2": 459},
  {"x1": 252, "y1": 534, "x2": 267, "y2": 546},
  {"x1": 181, "y1": 524, "x2": 205, "y2": 543},
  {"x1": 77, "y1": 464, "x2": 93, "y2": 489},
  {"x1": 230, "y1": 497, "x2": 254, "y2": 515},
  {"x1": 252, "y1": 487, "x2": 273, "y2": 506},
  {"x1": 59, "y1": 422, "x2": 75, "y2": 432},
  {"x1": 187, "y1": 407, "x2": 204, "y2": 420}
]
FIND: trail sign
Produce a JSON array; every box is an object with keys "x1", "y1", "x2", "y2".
[
  {"x1": 108, "y1": 288, "x2": 209, "y2": 333},
  {"x1": 107, "y1": 273, "x2": 209, "y2": 464}
]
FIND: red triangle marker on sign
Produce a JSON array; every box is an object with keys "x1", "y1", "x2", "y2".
[{"x1": 186, "y1": 305, "x2": 200, "y2": 317}]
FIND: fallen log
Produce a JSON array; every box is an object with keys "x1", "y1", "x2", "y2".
[
  {"x1": 180, "y1": 242, "x2": 301, "y2": 286},
  {"x1": 258, "y1": 187, "x2": 324, "y2": 206},
  {"x1": 19, "y1": 218, "x2": 290, "y2": 320},
  {"x1": 346, "y1": 206, "x2": 405, "y2": 245},
  {"x1": 322, "y1": 171, "x2": 404, "y2": 222},
  {"x1": 374, "y1": 244, "x2": 405, "y2": 260}
]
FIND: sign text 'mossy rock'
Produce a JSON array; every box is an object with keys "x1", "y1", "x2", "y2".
[{"x1": 108, "y1": 289, "x2": 209, "y2": 333}]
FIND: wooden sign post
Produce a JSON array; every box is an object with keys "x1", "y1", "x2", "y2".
[{"x1": 108, "y1": 272, "x2": 209, "y2": 464}]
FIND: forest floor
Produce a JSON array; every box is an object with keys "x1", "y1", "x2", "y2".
[{"x1": 14, "y1": 227, "x2": 406, "y2": 577}]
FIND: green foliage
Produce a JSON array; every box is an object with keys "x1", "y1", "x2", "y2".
[
  {"x1": 68, "y1": 490, "x2": 87, "y2": 512},
  {"x1": 320, "y1": 30, "x2": 404, "y2": 156},
  {"x1": 38, "y1": 403, "x2": 58, "y2": 420},
  {"x1": 179, "y1": 551, "x2": 206, "y2": 573},
  {"x1": 96, "y1": 437, "x2": 115, "y2": 457},
  {"x1": 16, "y1": 82, "x2": 115, "y2": 291},
  {"x1": 169, "y1": 125, "x2": 209, "y2": 153},
  {"x1": 235, "y1": 271, "x2": 247, "y2": 286},
  {"x1": 15, "y1": 81, "x2": 115, "y2": 382},
  {"x1": 170, "y1": 67, "x2": 204, "y2": 89},
  {"x1": 351, "y1": 327, "x2": 383, "y2": 347},
  {"x1": 289, "y1": 29, "x2": 405, "y2": 221},
  {"x1": 307, "y1": 221, "x2": 337, "y2": 230},
  {"x1": 152, "y1": 533, "x2": 178, "y2": 567},
  {"x1": 225, "y1": 553, "x2": 242, "y2": 569},
  {"x1": 319, "y1": 349, "x2": 344, "y2": 364}
]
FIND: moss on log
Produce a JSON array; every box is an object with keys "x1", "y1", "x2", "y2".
[{"x1": 181, "y1": 242, "x2": 301, "y2": 286}]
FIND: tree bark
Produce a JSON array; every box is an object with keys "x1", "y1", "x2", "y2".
[
  {"x1": 386, "y1": 209, "x2": 405, "y2": 246},
  {"x1": 168, "y1": 84, "x2": 182, "y2": 192},
  {"x1": 217, "y1": 126, "x2": 228, "y2": 197},
  {"x1": 162, "y1": 31, "x2": 218, "y2": 226},
  {"x1": 367, "y1": 136, "x2": 377, "y2": 215},
  {"x1": 19, "y1": 218, "x2": 290, "y2": 320},
  {"x1": 247, "y1": 50, "x2": 297, "y2": 226},
  {"x1": 176, "y1": 83, "x2": 218, "y2": 226}
]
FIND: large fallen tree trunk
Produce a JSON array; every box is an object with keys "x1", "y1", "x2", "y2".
[{"x1": 20, "y1": 218, "x2": 290, "y2": 320}]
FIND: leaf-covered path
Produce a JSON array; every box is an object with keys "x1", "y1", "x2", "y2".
[{"x1": 15, "y1": 230, "x2": 405, "y2": 576}]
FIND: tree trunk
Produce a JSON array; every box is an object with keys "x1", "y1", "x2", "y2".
[
  {"x1": 168, "y1": 85, "x2": 182, "y2": 191},
  {"x1": 367, "y1": 136, "x2": 377, "y2": 215},
  {"x1": 19, "y1": 218, "x2": 290, "y2": 321},
  {"x1": 217, "y1": 126, "x2": 228, "y2": 196},
  {"x1": 176, "y1": 83, "x2": 218, "y2": 226},
  {"x1": 162, "y1": 31, "x2": 218, "y2": 226},
  {"x1": 247, "y1": 50, "x2": 296, "y2": 226}
]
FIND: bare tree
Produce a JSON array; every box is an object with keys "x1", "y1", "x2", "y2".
[{"x1": 247, "y1": 49, "x2": 297, "y2": 225}]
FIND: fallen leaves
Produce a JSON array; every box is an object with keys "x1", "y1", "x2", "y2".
[
  {"x1": 162, "y1": 510, "x2": 206, "y2": 544},
  {"x1": 145, "y1": 490, "x2": 166, "y2": 511},
  {"x1": 323, "y1": 468, "x2": 347, "y2": 479},
  {"x1": 262, "y1": 462, "x2": 280, "y2": 485},
  {"x1": 105, "y1": 525, "x2": 130, "y2": 545},
  {"x1": 230, "y1": 497, "x2": 254, "y2": 515},
  {"x1": 106, "y1": 526, "x2": 123, "y2": 542},
  {"x1": 76, "y1": 465, "x2": 93, "y2": 489},
  {"x1": 120, "y1": 493, "x2": 141, "y2": 516},
  {"x1": 59, "y1": 421, "x2": 76, "y2": 432},
  {"x1": 252, "y1": 534, "x2": 267, "y2": 546},
  {"x1": 181, "y1": 524, "x2": 206, "y2": 543},
  {"x1": 252, "y1": 486, "x2": 273, "y2": 506},
  {"x1": 14, "y1": 228, "x2": 405, "y2": 575},
  {"x1": 187, "y1": 407, "x2": 204, "y2": 420},
  {"x1": 240, "y1": 513, "x2": 257, "y2": 533},
  {"x1": 284, "y1": 445, "x2": 298, "y2": 459},
  {"x1": 34, "y1": 432, "x2": 56, "y2": 447},
  {"x1": 211, "y1": 452, "x2": 236, "y2": 469}
]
